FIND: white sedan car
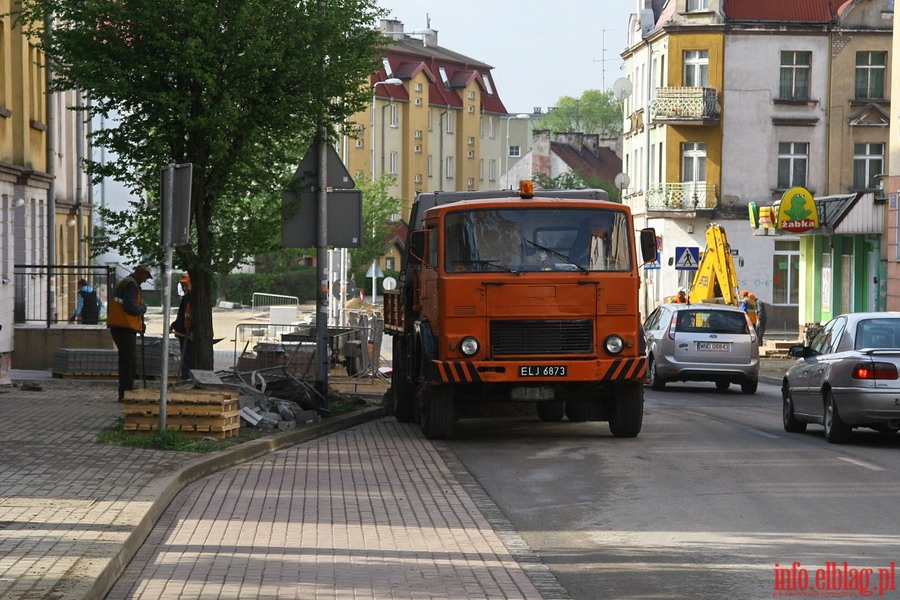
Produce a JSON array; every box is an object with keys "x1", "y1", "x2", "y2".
[{"x1": 782, "y1": 312, "x2": 900, "y2": 443}]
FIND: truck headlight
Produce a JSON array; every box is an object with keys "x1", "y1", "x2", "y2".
[
  {"x1": 460, "y1": 336, "x2": 480, "y2": 356},
  {"x1": 604, "y1": 335, "x2": 625, "y2": 355}
]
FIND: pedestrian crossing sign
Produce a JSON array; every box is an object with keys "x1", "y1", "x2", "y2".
[{"x1": 674, "y1": 246, "x2": 700, "y2": 270}]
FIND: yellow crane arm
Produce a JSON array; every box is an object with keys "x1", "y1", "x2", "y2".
[{"x1": 687, "y1": 225, "x2": 740, "y2": 306}]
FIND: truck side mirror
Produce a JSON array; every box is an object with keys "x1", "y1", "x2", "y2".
[
  {"x1": 408, "y1": 230, "x2": 428, "y2": 266},
  {"x1": 639, "y1": 228, "x2": 657, "y2": 264}
]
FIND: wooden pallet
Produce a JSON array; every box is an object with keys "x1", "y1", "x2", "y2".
[{"x1": 122, "y1": 389, "x2": 241, "y2": 438}]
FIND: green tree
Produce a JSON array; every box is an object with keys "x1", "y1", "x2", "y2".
[
  {"x1": 13, "y1": 0, "x2": 385, "y2": 371},
  {"x1": 354, "y1": 173, "x2": 403, "y2": 276},
  {"x1": 538, "y1": 90, "x2": 623, "y2": 137},
  {"x1": 532, "y1": 172, "x2": 621, "y2": 203}
]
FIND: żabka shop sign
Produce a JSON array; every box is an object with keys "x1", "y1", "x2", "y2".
[{"x1": 777, "y1": 187, "x2": 819, "y2": 233}]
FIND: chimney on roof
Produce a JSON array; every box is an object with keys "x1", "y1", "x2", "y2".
[
  {"x1": 583, "y1": 134, "x2": 599, "y2": 157},
  {"x1": 532, "y1": 130, "x2": 551, "y2": 177},
  {"x1": 554, "y1": 132, "x2": 584, "y2": 153},
  {"x1": 380, "y1": 19, "x2": 405, "y2": 41}
]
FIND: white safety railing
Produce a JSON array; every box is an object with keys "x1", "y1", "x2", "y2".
[{"x1": 250, "y1": 293, "x2": 299, "y2": 319}]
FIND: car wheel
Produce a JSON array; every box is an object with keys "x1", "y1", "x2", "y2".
[
  {"x1": 715, "y1": 380, "x2": 730, "y2": 391},
  {"x1": 823, "y1": 391, "x2": 851, "y2": 444},
  {"x1": 648, "y1": 355, "x2": 665, "y2": 391},
  {"x1": 537, "y1": 401, "x2": 565, "y2": 422},
  {"x1": 782, "y1": 386, "x2": 807, "y2": 433},
  {"x1": 740, "y1": 380, "x2": 758, "y2": 394}
]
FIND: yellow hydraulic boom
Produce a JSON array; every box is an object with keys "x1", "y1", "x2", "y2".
[{"x1": 688, "y1": 224, "x2": 740, "y2": 306}]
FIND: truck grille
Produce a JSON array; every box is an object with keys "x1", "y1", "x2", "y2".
[{"x1": 490, "y1": 319, "x2": 593, "y2": 356}]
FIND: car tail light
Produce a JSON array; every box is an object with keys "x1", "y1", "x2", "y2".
[
  {"x1": 744, "y1": 313, "x2": 758, "y2": 343},
  {"x1": 668, "y1": 315, "x2": 677, "y2": 340},
  {"x1": 852, "y1": 362, "x2": 899, "y2": 380}
]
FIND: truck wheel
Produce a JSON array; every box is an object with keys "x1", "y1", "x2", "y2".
[
  {"x1": 419, "y1": 383, "x2": 454, "y2": 439},
  {"x1": 608, "y1": 383, "x2": 643, "y2": 438},
  {"x1": 391, "y1": 339, "x2": 416, "y2": 423},
  {"x1": 537, "y1": 401, "x2": 565, "y2": 422}
]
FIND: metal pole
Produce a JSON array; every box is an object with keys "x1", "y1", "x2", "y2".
[
  {"x1": 315, "y1": 125, "x2": 329, "y2": 398},
  {"x1": 159, "y1": 165, "x2": 175, "y2": 434}
]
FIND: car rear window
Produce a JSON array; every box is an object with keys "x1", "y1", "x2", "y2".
[
  {"x1": 676, "y1": 310, "x2": 748, "y2": 335},
  {"x1": 855, "y1": 319, "x2": 900, "y2": 349}
]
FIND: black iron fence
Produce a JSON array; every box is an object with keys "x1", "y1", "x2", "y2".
[{"x1": 14, "y1": 264, "x2": 116, "y2": 326}]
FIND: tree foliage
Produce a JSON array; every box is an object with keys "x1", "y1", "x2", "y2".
[
  {"x1": 13, "y1": 0, "x2": 386, "y2": 370},
  {"x1": 538, "y1": 90, "x2": 623, "y2": 137},
  {"x1": 532, "y1": 172, "x2": 620, "y2": 203},
  {"x1": 353, "y1": 173, "x2": 403, "y2": 276}
]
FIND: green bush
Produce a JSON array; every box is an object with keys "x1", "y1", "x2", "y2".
[{"x1": 221, "y1": 269, "x2": 317, "y2": 306}]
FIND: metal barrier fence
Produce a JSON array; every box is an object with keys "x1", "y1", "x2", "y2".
[
  {"x1": 14, "y1": 264, "x2": 116, "y2": 325},
  {"x1": 250, "y1": 293, "x2": 299, "y2": 318}
]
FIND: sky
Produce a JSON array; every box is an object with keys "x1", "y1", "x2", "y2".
[{"x1": 376, "y1": 0, "x2": 637, "y2": 114}]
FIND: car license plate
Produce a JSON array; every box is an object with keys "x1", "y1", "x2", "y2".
[
  {"x1": 697, "y1": 342, "x2": 730, "y2": 352},
  {"x1": 519, "y1": 365, "x2": 568, "y2": 377}
]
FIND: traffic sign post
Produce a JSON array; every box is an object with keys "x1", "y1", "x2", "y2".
[{"x1": 674, "y1": 247, "x2": 700, "y2": 270}]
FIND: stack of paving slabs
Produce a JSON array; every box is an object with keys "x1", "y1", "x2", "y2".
[{"x1": 121, "y1": 388, "x2": 241, "y2": 438}]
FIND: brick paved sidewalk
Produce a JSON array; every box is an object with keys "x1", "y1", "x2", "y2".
[
  {"x1": 107, "y1": 419, "x2": 562, "y2": 599},
  {"x1": 0, "y1": 376, "x2": 562, "y2": 599}
]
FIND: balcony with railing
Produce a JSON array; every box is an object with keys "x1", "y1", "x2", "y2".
[
  {"x1": 650, "y1": 87, "x2": 720, "y2": 125},
  {"x1": 646, "y1": 182, "x2": 719, "y2": 212}
]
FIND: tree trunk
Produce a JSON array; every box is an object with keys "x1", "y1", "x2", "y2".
[{"x1": 191, "y1": 267, "x2": 215, "y2": 372}]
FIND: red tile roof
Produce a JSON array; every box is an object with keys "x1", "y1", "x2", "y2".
[
  {"x1": 377, "y1": 39, "x2": 508, "y2": 115},
  {"x1": 722, "y1": 0, "x2": 841, "y2": 22},
  {"x1": 550, "y1": 142, "x2": 622, "y2": 186}
]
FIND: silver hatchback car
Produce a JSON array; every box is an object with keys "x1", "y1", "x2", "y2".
[
  {"x1": 644, "y1": 303, "x2": 760, "y2": 393},
  {"x1": 782, "y1": 312, "x2": 900, "y2": 443}
]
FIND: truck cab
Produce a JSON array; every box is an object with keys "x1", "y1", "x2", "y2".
[{"x1": 384, "y1": 184, "x2": 657, "y2": 438}]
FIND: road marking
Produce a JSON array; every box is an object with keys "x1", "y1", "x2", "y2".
[{"x1": 837, "y1": 456, "x2": 884, "y2": 471}]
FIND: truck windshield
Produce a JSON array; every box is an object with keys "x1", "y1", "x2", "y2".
[{"x1": 444, "y1": 208, "x2": 632, "y2": 273}]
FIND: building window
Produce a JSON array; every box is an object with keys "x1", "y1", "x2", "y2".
[
  {"x1": 415, "y1": 82, "x2": 423, "y2": 92},
  {"x1": 428, "y1": 110, "x2": 433, "y2": 131},
  {"x1": 390, "y1": 104, "x2": 398, "y2": 127},
  {"x1": 428, "y1": 155, "x2": 433, "y2": 177},
  {"x1": 855, "y1": 52, "x2": 886, "y2": 100},
  {"x1": 488, "y1": 116, "x2": 495, "y2": 139},
  {"x1": 479, "y1": 159, "x2": 484, "y2": 181},
  {"x1": 777, "y1": 142, "x2": 808, "y2": 189},
  {"x1": 385, "y1": 257, "x2": 396, "y2": 270},
  {"x1": 508, "y1": 145, "x2": 521, "y2": 158},
  {"x1": 684, "y1": 50, "x2": 708, "y2": 88},
  {"x1": 445, "y1": 156, "x2": 454, "y2": 179},
  {"x1": 779, "y1": 51, "x2": 811, "y2": 100},
  {"x1": 773, "y1": 240, "x2": 800, "y2": 305},
  {"x1": 488, "y1": 159, "x2": 496, "y2": 182},
  {"x1": 686, "y1": 0, "x2": 708, "y2": 11},
  {"x1": 481, "y1": 74, "x2": 493, "y2": 95},
  {"x1": 853, "y1": 142, "x2": 884, "y2": 189},
  {"x1": 389, "y1": 152, "x2": 398, "y2": 174},
  {"x1": 445, "y1": 111, "x2": 454, "y2": 134},
  {"x1": 681, "y1": 142, "x2": 706, "y2": 183},
  {"x1": 382, "y1": 57, "x2": 392, "y2": 77},
  {"x1": 439, "y1": 66, "x2": 450, "y2": 87}
]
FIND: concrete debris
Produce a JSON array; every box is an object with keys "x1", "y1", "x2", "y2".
[{"x1": 185, "y1": 369, "x2": 326, "y2": 431}]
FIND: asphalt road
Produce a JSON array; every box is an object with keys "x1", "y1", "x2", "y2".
[{"x1": 448, "y1": 379, "x2": 900, "y2": 599}]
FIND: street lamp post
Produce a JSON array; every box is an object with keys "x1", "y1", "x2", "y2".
[
  {"x1": 371, "y1": 78, "x2": 402, "y2": 180},
  {"x1": 503, "y1": 113, "x2": 530, "y2": 189}
]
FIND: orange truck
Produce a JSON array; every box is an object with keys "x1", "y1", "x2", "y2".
[{"x1": 383, "y1": 183, "x2": 657, "y2": 439}]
